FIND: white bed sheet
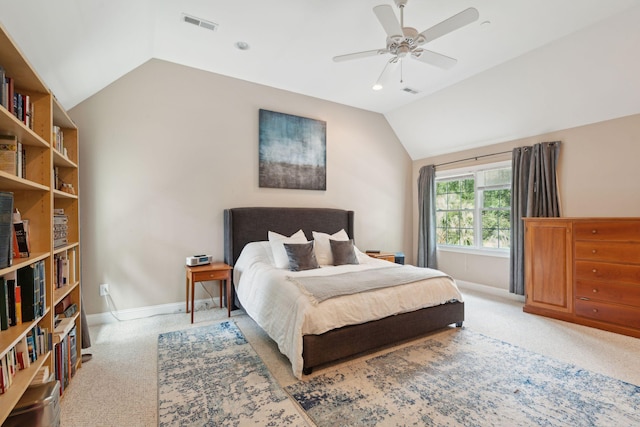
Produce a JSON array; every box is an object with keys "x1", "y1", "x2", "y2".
[{"x1": 234, "y1": 241, "x2": 463, "y2": 379}]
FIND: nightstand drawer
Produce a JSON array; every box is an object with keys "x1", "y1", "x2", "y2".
[{"x1": 193, "y1": 270, "x2": 229, "y2": 282}]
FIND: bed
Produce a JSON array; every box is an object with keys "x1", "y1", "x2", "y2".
[{"x1": 224, "y1": 207, "x2": 464, "y2": 378}]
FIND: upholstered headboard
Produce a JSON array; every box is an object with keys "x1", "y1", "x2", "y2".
[{"x1": 223, "y1": 207, "x2": 355, "y2": 267}]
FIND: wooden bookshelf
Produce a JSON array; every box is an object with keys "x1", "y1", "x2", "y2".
[{"x1": 0, "y1": 22, "x2": 81, "y2": 423}]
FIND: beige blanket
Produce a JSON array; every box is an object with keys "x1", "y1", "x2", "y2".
[{"x1": 287, "y1": 265, "x2": 450, "y2": 305}]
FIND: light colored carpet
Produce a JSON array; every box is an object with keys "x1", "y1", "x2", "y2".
[{"x1": 60, "y1": 284, "x2": 640, "y2": 426}]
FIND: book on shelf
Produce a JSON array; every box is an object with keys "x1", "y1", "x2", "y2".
[
  {"x1": 52, "y1": 125, "x2": 65, "y2": 154},
  {"x1": 14, "y1": 336, "x2": 30, "y2": 370},
  {"x1": 12, "y1": 218, "x2": 30, "y2": 258},
  {"x1": 0, "y1": 66, "x2": 5, "y2": 109},
  {"x1": 0, "y1": 135, "x2": 18, "y2": 176},
  {"x1": 6, "y1": 277, "x2": 16, "y2": 326},
  {"x1": 14, "y1": 283, "x2": 21, "y2": 325},
  {"x1": 10, "y1": 92, "x2": 33, "y2": 129},
  {"x1": 54, "y1": 253, "x2": 70, "y2": 288},
  {"x1": 0, "y1": 277, "x2": 8, "y2": 330},
  {"x1": 31, "y1": 365, "x2": 50, "y2": 386},
  {"x1": 54, "y1": 209, "x2": 68, "y2": 248},
  {"x1": 17, "y1": 260, "x2": 45, "y2": 322},
  {"x1": 0, "y1": 274, "x2": 18, "y2": 329},
  {"x1": 1, "y1": 349, "x2": 14, "y2": 394},
  {"x1": 0, "y1": 191, "x2": 13, "y2": 269}
]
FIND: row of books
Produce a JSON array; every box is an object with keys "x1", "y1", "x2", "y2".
[
  {"x1": 0, "y1": 135, "x2": 25, "y2": 179},
  {"x1": 54, "y1": 210, "x2": 68, "y2": 248},
  {"x1": 0, "y1": 260, "x2": 47, "y2": 331},
  {"x1": 0, "y1": 66, "x2": 34, "y2": 130},
  {"x1": 53, "y1": 252, "x2": 74, "y2": 289},
  {"x1": 54, "y1": 324, "x2": 77, "y2": 395},
  {"x1": 52, "y1": 125, "x2": 68, "y2": 157},
  {"x1": 0, "y1": 325, "x2": 50, "y2": 394}
]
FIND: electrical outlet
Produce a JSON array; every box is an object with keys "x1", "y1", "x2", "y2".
[{"x1": 99, "y1": 283, "x2": 109, "y2": 296}]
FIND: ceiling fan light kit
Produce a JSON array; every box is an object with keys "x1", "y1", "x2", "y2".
[{"x1": 334, "y1": 0, "x2": 479, "y2": 90}]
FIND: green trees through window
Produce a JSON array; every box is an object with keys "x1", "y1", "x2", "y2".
[{"x1": 436, "y1": 166, "x2": 511, "y2": 250}]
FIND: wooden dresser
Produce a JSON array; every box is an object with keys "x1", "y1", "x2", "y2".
[{"x1": 523, "y1": 218, "x2": 640, "y2": 338}]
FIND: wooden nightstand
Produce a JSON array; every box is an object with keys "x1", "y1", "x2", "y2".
[
  {"x1": 366, "y1": 252, "x2": 396, "y2": 262},
  {"x1": 185, "y1": 262, "x2": 233, "y2": 323}
]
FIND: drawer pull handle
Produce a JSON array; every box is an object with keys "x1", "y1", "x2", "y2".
[
  {"x1": 592, "y1": 249, "x2": 597, "y2": 254},
  {"x1": 592, "y1": 269, "x2": 597, "y2": 273},
  {"x1": 592, "y1": 289, "x2": 598, "y2": 293},
  {"x1": 592, "y1": 309, "x2": 598, "y2": 313},
  {"x1": 592, "y1": 229, "x2": 597, "y2": 234}
]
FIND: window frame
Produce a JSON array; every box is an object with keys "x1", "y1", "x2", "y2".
[{"x1": 435, "y1": 160, "x2": 511, "y2": 258}]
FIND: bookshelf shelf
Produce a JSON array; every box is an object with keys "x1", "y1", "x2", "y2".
[
  {"x1": 0, "y1": 252, "x2": 49, "y2": 277},
  {"x1": 0, "y1": 22, "x2": 82, "y2": 423},
  {"x1": 53, "y1": 281, "x2": 79, "y2": 307},
  {"x1": 0, "y1": 318, "x2": 41, "y2": 353},
  {"x1": 0, "y1": 352, "x2": 48, "y2": 420},
  {"x1": 0, "y1": 109, "x2": 49, "y2": 149},
  {"x1": 52, "y1": 149, "x2": 77, "y2": 168},
  {"x1": 0, "y1": 171, "x2": 49, "y2": 192}
]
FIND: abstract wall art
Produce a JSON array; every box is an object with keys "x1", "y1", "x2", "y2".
[{"x1": 258, "y1": 109, "x2": 326, "y2": 190}]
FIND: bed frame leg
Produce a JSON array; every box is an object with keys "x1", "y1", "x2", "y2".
[
  {"x1": 303, "y1": 367, "x2": 313, "y2": 375},
  {"x1": 455, "y1": 322, "x2": 463, "y2": 327}
]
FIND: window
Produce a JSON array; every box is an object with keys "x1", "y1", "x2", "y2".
[{"x1": 435, "y1": 162, "x2": 511, "y2": 253}]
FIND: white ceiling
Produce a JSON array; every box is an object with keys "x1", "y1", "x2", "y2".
[{"x1": 2, "y1": 0, "x2": 640, "y2": 159}]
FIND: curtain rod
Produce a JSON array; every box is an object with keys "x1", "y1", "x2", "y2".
[{"x1": 435, "y1": 150, "x2": 512, "y2": 168}]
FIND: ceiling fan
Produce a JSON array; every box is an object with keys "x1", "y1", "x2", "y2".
[{"x1": 333, "y1": 0, "x2": 479, "y2": 90}]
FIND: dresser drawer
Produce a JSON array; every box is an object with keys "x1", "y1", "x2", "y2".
[
  {"x1": 575, "y1": 299, "x2": 640, "y2": 329},
  {"x1": 193, "y1": 270, "x2": 229, "y2": 282},
  {"x1": 575, "y1": 260, "x2": 640, "y2": 283},
  {"x1": 574, "y1": 241, "x2": 640, "y2": 264},
  {"x1": 575, "y1": 279, "x2": 640, "y2": 307},
  {"x1": 574, "y1": 221, "x2": 640, "y2": 241}
]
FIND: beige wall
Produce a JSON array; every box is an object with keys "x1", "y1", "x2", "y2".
[
  {"x1": 70, "y1": 59, "x2": 413, "y2": 315},
  {"x1": 413, "y1": 113, "x2": 640, "y2": 290}
]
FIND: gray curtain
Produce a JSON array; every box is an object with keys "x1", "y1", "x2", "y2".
[
  {"x1": 417, "y1": 164, "x2": 438, "y2": 268},
  {"x1": 509, "y1": 141, "x2": 561, "y2": 295}
]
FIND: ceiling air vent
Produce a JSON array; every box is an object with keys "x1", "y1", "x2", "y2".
[
  {"x1": 402, "y1": 87, "x2": 419, "y2": 95},
  {"x1": 182, "y1": 14, "x2": 218, "y2": 32}
]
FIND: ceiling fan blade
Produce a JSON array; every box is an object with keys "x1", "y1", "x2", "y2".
[
  {"x1": 418, "y1": 7, "x2": 479, "y2": 44},
  {"x1": 413, "y1": 50, "x2": 457, "y2": 69},
  {"x1": 333, "y1": 49, "x2": 388, "y2": 62},
  {"x1": 373, "y1": 5, "x2": 403, "y2": 39}
]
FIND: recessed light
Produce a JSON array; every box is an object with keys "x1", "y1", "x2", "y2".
[{"x1": 235, "y1": 41, "x2": 250, "y2": 50}]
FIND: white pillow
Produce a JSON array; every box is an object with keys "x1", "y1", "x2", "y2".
[
  {"x1": 312, "y1": 229, "x2": 349, "y2": 265},
  {"x1": 268, "y1": 230, "x2": 308, "y2": 269}
]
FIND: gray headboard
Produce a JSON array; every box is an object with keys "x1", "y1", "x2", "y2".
[{"x1": 224, "y1": 207, "x2": 355, "y2": 267}]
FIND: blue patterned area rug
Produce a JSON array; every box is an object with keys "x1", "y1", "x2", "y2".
[
  {"x1": 286, "y1": 329, "x2": 640, "y2": 427},
  {"x1": 157, "y1": 321, "x2": 306, "y2": 426}
]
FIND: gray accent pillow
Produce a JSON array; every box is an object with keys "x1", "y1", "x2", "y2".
[
  {"x1": 284, "y1": 241, "x2": 320, "y2": 271},
  {"x1": 330, "y1": 239, "x2": 359, "y2": 266}
]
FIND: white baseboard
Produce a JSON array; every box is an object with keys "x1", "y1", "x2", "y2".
[{"x1": 87, "y1": 297, "x2": 222, "y2": 326}]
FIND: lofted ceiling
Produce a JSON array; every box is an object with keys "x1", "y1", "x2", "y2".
[{"x1": 2, "y1": 0, "x2": 640, "y2": 159}]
